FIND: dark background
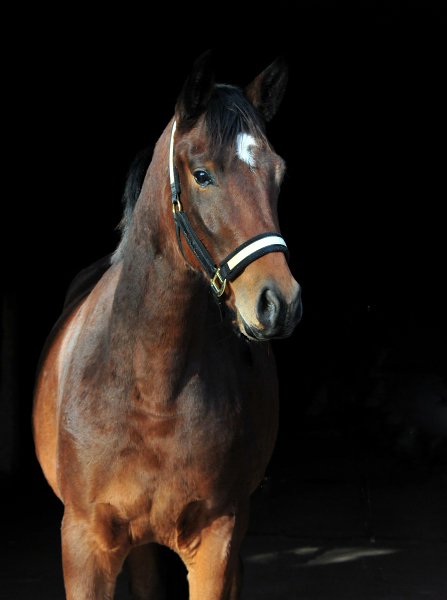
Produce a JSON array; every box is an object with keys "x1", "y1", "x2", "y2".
[{"x1": 2, "y1": 0, "x2": 444, "y2": 545}]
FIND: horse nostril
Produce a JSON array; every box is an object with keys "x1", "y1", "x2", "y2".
[{"x1": 256, "y1": 287, "x2": 282, "y2": 328}]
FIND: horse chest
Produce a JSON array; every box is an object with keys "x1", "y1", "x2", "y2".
[{"x1": 66, "y1": 362, "x2": 276, "y2": 522}]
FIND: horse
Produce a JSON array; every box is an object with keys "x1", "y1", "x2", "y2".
[{"x1": 33, "y1": 51, "x2": 302, "y2": 600}]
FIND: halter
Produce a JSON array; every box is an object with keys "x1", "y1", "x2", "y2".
[{"x1": 169, "y1": 120, "x2": 289, "y2": 297}]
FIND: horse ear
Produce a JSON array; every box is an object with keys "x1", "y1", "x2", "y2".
[
  {"x1": 244, "y1": 57, "x2": 288, "y2": 122},
  {"x1": 175, "y1": 50, "x2": 215, "y2": 126}
]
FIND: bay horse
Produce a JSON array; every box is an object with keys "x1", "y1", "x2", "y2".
[{"x1": 33, "y1": 51, "x2": 302, "y2": 600}]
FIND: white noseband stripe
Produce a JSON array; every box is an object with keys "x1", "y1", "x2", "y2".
[{"x1": 226, "y1": 235, "x2": 287, "y2": 272}]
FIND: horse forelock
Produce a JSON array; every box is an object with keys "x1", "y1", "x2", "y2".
[{"x1": 203, "y1": 84, "x2": 267, "y2": 155}]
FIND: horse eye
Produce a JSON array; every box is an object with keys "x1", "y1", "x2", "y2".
[{"x1": 193, "y1": 170, "x2": 212, "y2": 187}]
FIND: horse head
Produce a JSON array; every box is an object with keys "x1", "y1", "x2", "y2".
[{"x1": 169, "y1": 51, "x2": 302, "y2": 341}]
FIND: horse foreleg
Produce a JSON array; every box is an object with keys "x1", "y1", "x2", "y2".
[
  {"x1": 179, "y1": 508, "x2": 248, "y2": 600},
  {"x1": 127, "y1": 543, "x2": 168, "y2": 600},
  {"x1": 61, "y1": 507, "x2": 129, "y2": 600}
]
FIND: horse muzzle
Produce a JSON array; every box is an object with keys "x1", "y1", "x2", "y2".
[{"x1": 239, "y1": 281, "x2": 302, "y2": 341}]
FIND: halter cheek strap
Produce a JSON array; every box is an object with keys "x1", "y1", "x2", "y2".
[{"x1": 169, "y1": 120, "x2": 289, "y2": 297}]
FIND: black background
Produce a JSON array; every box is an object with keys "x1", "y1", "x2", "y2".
[{"x1": 3, "y1": 1, "x2": 444, "y2": 496}]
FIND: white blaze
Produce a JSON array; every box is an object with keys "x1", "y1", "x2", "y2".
[{"x1": 236, "y1": 133, "x2": 257, "y2": 169}]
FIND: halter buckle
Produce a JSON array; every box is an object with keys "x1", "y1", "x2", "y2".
[{"x1": 210, "y1": 268, "x2": 226, "y2": 297}]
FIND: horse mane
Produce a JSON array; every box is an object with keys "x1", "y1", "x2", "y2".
[
  {"x1": 111, "y1": 145, "x2": 154, "y2": 263},
  {"x1": 111, "y1": 84, "x2": 266, "y2": 263}
]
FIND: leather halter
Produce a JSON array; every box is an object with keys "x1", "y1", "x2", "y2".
[{"x1": 169, "y1": 120, "x2": 289, "y2": 297}]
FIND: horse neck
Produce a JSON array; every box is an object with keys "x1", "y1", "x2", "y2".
[{"x1": 109, "y1": 125, "x2": 211, "y2": 403}]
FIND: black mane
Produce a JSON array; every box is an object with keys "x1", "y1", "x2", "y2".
[
  {"x1": 118, "y1": 145, "x2": 154, "y2": 233},
  {"x1": 112, "y1": 145, "x2": 153, "y2": 262}
]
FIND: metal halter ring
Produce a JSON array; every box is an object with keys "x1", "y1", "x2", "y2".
[{"x1": 172, "y1": 198, "x2": 183, "y2": 214}]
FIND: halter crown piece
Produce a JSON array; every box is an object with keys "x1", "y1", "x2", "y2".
[{"x1": 169, "y1": 120, "x2": 289, "y2": 297}]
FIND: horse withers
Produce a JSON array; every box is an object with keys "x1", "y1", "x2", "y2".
[{"x1": 33, "y1": 51, "x2": 302, "y2": 600}]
